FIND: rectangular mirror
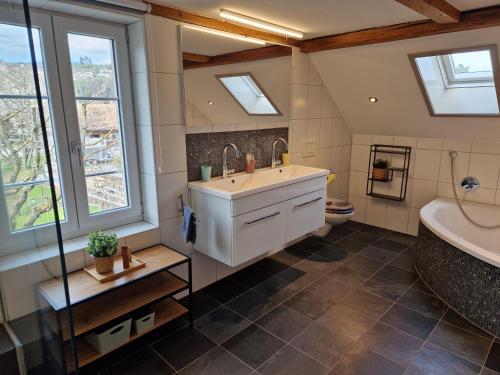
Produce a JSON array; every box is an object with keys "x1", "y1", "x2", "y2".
[{"x1": 181, "y1": 24, "x2": 292, "y2": 131}]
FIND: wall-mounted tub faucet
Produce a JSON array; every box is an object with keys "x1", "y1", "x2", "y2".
[
  {"x1": 222, "y1": 143, "x2": 241, "y2": 178},
  {"x1": 449, "y1": 151, "x2": 480, "y2": 192},
  {"x1": 461, "y1": 177, "x2": 480, "y2": 192},
  {"x1": 271, "y1": 138, "x2": 288, "y2": 168}
]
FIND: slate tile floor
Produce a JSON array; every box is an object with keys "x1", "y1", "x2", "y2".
[{"x1": 92, "y1": 221, "x2": 499, "y2": 375}]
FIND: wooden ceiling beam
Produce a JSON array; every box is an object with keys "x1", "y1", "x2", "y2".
[
  {"x1": 300, "y1": 5, "x2": 500, "y2": 53},
  {"x1": 147, "y1": 2, "x2": 301, "y2": 47},
  {"x1": 394, "y1": 0, "x2": 460, "y2": 23},
  {"x1": 182, "y1": 52, "x2": 211, "y2": 63},
  {"x1": 183, "y1": 45, "x2": 291, "y2": 70}
]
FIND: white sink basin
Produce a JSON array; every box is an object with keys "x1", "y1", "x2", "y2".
[{"x1": 188, "y1": 165, "x2": 329, "y2": 199}]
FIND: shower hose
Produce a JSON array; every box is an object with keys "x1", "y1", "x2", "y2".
[{"x1": 449, "y1": 152, "x2": 500, "y2": 229}]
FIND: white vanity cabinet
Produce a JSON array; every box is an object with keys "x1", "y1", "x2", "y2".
[{"x1": 189, "y1": 166, "x2": 328, "y2": 267}]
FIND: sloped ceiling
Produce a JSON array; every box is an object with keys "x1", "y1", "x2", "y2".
[{"x1": 311, "y1": 27, "x2": 500, "y2": 141}]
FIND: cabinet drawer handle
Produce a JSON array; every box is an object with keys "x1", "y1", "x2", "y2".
[
  {"x1": 245, "y1": 212, "x2": 280, "y2": 225},
  {"x1": 295, "y1": 197, "x2": 322, "y2": 209}
]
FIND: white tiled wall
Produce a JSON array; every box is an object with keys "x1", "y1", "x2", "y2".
[
  {"x1": 185, "y1": 99, "x2": 290, "y2": 134},
  {"x1": 349, "y1": 134, "x2": 500, "y2": 235},
  {"x1": 289, "y1": 50, "x2": 352, "y2": 200}
]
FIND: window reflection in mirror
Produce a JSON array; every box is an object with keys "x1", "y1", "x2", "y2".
[{"x1": 181, "y1": 24, "x2": 292, "y2": 129}]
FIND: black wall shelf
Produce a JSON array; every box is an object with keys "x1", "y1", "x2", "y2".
[{"x1": 366, "y1": 144, "x2": 411, "y2": 201}]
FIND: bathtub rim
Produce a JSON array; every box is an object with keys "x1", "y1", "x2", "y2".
[{"x1": 419, "y1": 198, "x2": 500, "y2": 268}]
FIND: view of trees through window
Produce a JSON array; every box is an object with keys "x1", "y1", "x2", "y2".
[
  {"x1": 0, "y1": 25, "x2": 64, "y2": 232},
  {"x1": 0, "y1": 24, "x2": 128, "y2": 233},
  {"x1": 68, "y1": 33, "x2": 128, "y2": 216}
]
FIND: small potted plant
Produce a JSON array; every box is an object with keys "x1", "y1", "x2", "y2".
[
  {"x1": 373, "y1": 159, "x2": 390, "y2": 181},
  {"x1": 86, "y1": 231, "x2": 119, "y2": 274}
]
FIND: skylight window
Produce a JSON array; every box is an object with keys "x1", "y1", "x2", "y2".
[
  {"x1": 410, "y1": 45, "x2": 500, "y2": 116},
  {"x1": 441, "y1": 50, "x2": 493, "y2": 86},
  {"x1": 216, "y1": 73, "x2": 281, "y2": 115}
]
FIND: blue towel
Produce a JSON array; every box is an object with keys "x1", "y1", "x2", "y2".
[{"x1": 182, "y1": 205, "x2": 197, "y2": 244}]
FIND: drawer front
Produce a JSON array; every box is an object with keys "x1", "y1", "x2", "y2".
[
  {"x1": 287, "y1": 176, "x2": 327, "y2": 200},
  {"x1": 232, "y1": 186, "x2": 287, "y2": 216},
  {"x1": 233, "y1": 203, "x2": 286, "y2": 266},
  {"x1": 286, "y1": 189, "x2": 326, "y2": 243}
]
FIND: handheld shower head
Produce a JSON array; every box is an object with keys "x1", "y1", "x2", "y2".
[{"x1": 449, "y1": 151, "x2": 457, "y2": 159}]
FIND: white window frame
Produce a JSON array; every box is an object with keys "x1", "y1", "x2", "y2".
[
  {"x1": 52, "y1": 15, "x2": 141, "y2": 233},
  {"x1": 409, "y1": 44, "x2": 500, "y2": 118},
  {"x1": 0, "y1": 9, "x2": 79, "y2": 253},
  {"x1": 0, "y1": 9, "x2": 141, "y2": 255}
]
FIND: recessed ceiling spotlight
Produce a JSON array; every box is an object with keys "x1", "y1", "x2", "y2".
[
  {"x1": 208, "y1": 100, "x2": 214, "y2": 105},
  {"x1": 369, "y1": 97, "x2": 378, "y2": 103},
  {"x1": 220, "y1": 9, "x2": 304, "y2": 39},
  {"x1": 183, "y1": 24, "x2": 266, "y2": 45}
]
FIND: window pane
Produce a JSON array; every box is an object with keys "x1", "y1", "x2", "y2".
[
  {"x1": 67, "y1": 23, "x2": 129, "y2": 218},
  {"x1": 0, "y1": 23, "x2": 65, "y2": 232},
  {"x1": 67, "y1": 33, "x2": 117, "y2": 98},
  {"x1": 217, "y1": 74, "x2": 280, "y2": 115},
  {"x1": 5, "y1": 183, "x2": 64, "y2": 231},
  {"x1": 450, "y1": 50, "x2": 493, "y2": 76},
  {"x1": 0, "y1": 24, "x2": 47, "y2": 97},
  {"x1": 77, "y1": 100, "x2": 127, "y2": 214},
  {"x1": 413, "y1": 48, "x2": 500, "y2": 116}
]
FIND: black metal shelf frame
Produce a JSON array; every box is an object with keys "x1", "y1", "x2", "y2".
[
  {"x1": 37, "y1": 250, "x2": 193, "y2": 374},
  {"x1": 366, "y1": 144, "x2": 411, "y2": 201}
]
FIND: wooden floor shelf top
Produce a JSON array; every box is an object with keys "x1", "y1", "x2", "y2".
[
  {"x1": 65, "y1": 298, "x2": 188, "y2": 371},
  {"x1": 38, "y1": 245, "x2": 188, "y2": 311}
]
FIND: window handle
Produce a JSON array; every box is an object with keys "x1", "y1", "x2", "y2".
[{"x1": 70, "y1": 141, "x2": 83, "y2": 167}]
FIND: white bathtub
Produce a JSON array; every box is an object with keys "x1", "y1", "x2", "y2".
[{"x1": 420, "y1": 198, "x2": 500, "y2": 268}]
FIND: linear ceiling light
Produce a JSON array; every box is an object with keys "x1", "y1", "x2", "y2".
[
  {"x1": 183, "y1": 24, "x2": 266, "y2": 45},
  {"x1": 220, "y1": 9, "x2": 304, "y2": 39}
]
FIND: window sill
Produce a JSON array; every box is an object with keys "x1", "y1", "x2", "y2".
[{"x1": 0, "y1": 221, "x2": 158, "y2": 273}]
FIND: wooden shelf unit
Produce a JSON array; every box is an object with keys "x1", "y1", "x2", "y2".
[{"x1": 37, "y1": 245, "x2": 193, "y2": 374}]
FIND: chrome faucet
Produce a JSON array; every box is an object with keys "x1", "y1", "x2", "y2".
[
  {"x1": 271, "y1": 138, "x2": 288, "y2": 168},
  {"x1": 222, "y1": 143, "x2": 241, "y2": 178}
]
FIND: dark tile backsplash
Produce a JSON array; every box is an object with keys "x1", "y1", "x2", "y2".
[{"x1": 186, "y1": 128, "x2": 289, "y2": 182}]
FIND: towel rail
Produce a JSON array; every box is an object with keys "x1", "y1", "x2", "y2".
[{"x1": 178, "y1": 193, "x2": 185, "y2": 215}]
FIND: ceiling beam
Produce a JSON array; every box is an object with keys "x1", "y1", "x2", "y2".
[
  {"x1": 147, "y1": 2, "x2": 301, "y2": 47},
  {"x1": 394, "y1": 0, "x2": 460, "y2": 23},
  {"x1": 183, "y1": 45, "x2": 292, "y2": 70},
  {"x1": 300, "y1": 5, "x2": 500, "y2": 53},
  {"x1": 182, "y1": 52, "x2": 211, "y2": 63}
]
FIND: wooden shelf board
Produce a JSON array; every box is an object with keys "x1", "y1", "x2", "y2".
[
  {"x1": 38, "y1": 245, "x2": 188, "y2": 311},
  {"x1": 374, "y1": 149, "x2": 408, "y2": 155},
  {"x1": 66, "y1": 298, "x2": 188, "y2": 371},
  {"x1": 48, "y1": 272, "x2": 187, "y2": 340},
  {"x1": 389, "y1": 167, "x2": 406, "y2": 172}
]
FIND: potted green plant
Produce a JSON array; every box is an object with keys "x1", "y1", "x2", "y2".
[
  {"x1": 373, "y1": 159, "x2": 390, "y2": 181},
  {"x1": 86, "y1": 231, "x2": 119, "y2": 274}
]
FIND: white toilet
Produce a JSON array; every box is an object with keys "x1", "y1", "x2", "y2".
[
  {"x1": 325, "y1": 197, "x2": 355, "y2": 224},
  {"x1": 313, "y1": 197, "x2": 355, "y2": 237}
]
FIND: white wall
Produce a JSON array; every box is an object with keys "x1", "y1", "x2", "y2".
[
  {"x1": 311, "y1": 26, "x2": 500, "y2": 140},
  {"x1": 289, "y1": 50, "x2": 352, "y2": 200},
  {"x1": 348, "y1": 135, "x2": 500, "y2": 235},
  {"x1": 185, "y1": 99, "x2": 290, "y2": 134}
]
